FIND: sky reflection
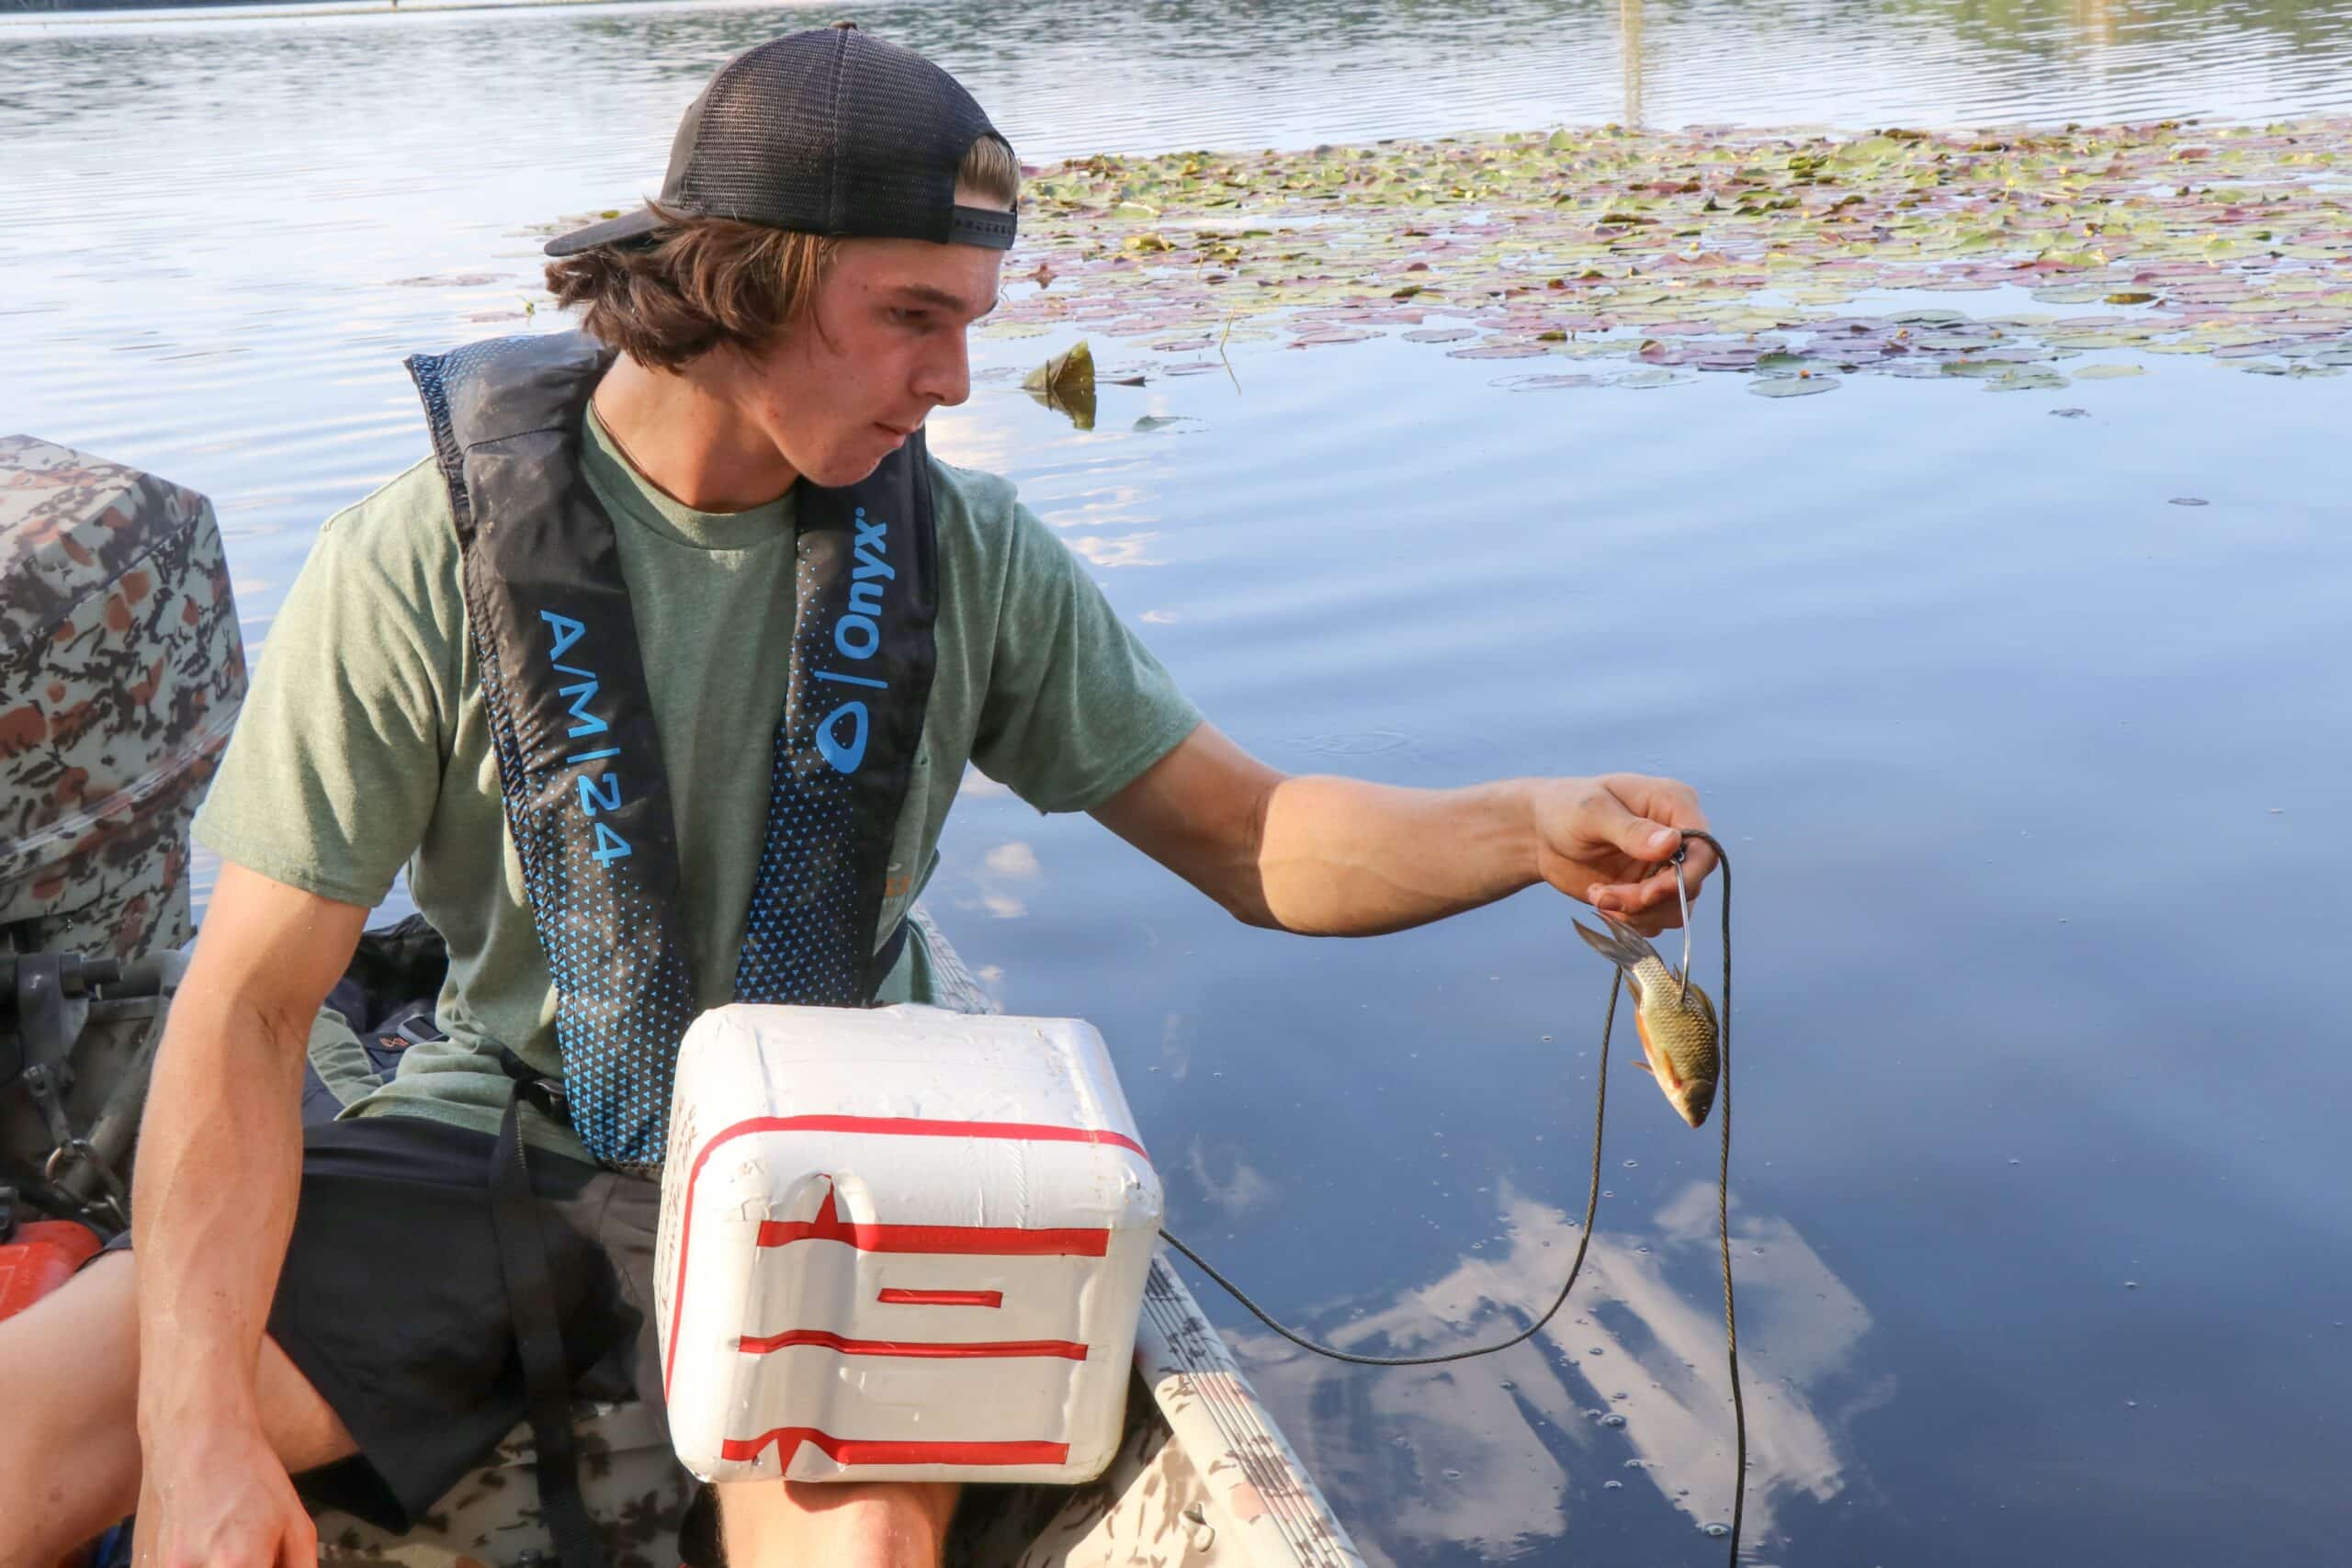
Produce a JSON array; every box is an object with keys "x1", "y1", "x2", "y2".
[{"x1": 1223, "y1": 1179, "x2": 1870, "y2": 1560}]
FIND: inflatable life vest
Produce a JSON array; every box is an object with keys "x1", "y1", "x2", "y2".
[{"x1": 405, "y1": 333, "x2": 940, "y2": 1169}]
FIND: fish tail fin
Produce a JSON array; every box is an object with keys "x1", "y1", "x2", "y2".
[{"x1": 1572, "y1": 916, "x2": 1657, "y2": 972}]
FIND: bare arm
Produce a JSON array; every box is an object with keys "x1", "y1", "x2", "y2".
[
  {"x1": 130, "y1": 861, "x2": 367, "y2": 1561},
  {"x1": 1090, "y1": 723, "x2": 1713, "y2": 937}
]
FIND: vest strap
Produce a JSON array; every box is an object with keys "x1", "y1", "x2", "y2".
[
  {"x1": 489, "y1": 1083, "x2": 606, "y2": 1568},
  {"x1": 405, "y1": 333, "x2": 937, "y2": 1168}
]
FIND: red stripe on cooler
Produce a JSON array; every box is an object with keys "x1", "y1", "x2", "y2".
[
  {"x1": 877, "y1": 1287, "x2": 1004, "y2": 1308},
  {"x1": 720, "y1": 1427, "x2": 1071, "y2": 1469},
  {"x1": 758, "y1": 1190, "x2": 1110, "y2": 1258},
  {"x1": 736, "y1": 1329, "x2": 1088, "y2": 1359}
]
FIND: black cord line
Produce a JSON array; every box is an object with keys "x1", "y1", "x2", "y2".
[
  {"x1": 1162, "y1": 830, "x2": 1745, "y2": 1566},
  {"x1": 1159, "y1": 974, "x2": 1618, "y2": 1369}
]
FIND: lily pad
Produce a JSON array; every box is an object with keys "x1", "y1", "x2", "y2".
[
  {"x1": 2073, "y1": 363, "x2": 2147, "y2": 379},
  {"x1": 973, "y1": 118, "x2": 2352, "y2": 402},
  {"x1": 1494, "y1": 373, "x2": 1604, "y2": 390},
  {"x1": 1983, "y1": 369, "x2": 2072, "y2": 391},
  {"x1": 1447, "y1": 343, "x2": 1552, "y2": 359},
  {"x1": 1747, "y1": 375, "x2": 1840, "y2": 397}
]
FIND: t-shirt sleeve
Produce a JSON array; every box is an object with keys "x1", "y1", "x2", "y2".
[
  {"x1": 192, "y1": 461, "x2": 460, "y2": 908},
  {"x1": 969, "y1": 495, "x2": 1201, "y2": 814}
]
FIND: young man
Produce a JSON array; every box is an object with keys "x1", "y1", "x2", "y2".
[{"x1": 0, "y1": 25, "x2": 1713, "y2": 1568}]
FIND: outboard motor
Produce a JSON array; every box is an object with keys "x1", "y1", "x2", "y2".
[{"x1": 1, "y1": 433, "x2": 243, "y2": 1265}]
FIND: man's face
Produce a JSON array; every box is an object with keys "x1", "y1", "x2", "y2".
[{"x1": 729, "y1": 199, "x2": 1007, "y2": 489}]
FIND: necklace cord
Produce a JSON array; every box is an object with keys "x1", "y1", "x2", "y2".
[{"x1": 1160, "y1": 831, "x2": 1745, "y2": 1565}]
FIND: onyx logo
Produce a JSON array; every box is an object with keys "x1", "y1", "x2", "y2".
[{"x1": 813, "y1": 506, "x2": 892, "y2": 774}]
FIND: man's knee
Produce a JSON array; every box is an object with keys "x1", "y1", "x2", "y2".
[
  {"x1": 0, "y1": 1256, "x2": 141, "y2": 1560},
  {"x1": 715, "y1": 1477, "x2": 961, "y2": 1568}
]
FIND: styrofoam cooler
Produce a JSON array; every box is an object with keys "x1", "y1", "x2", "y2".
[{"x1": 655, "y1": 1003, "x2": 1163, "y2": 1484}]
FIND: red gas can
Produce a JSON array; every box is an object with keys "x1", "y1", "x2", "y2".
[{"x1": 0, "y1": 1220, "x2": 103, "y2": 1322}]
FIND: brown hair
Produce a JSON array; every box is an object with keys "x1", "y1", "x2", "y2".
[{"x1": 545, "y1": 135, "x2": 1023, "y2": 372}]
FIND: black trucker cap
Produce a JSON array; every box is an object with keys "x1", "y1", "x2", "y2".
[{"x1": 545, "y1": 22, "x2": 1017, "y2": 258}]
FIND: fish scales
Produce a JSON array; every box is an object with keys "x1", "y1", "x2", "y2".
[{"x1": 1573, "y1": 914, "x2": 1723, "y2": 1128}]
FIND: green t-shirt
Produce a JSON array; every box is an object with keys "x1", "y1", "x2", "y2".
[{"x1": 196, "y1": 404, "x2": 1200, "y2": 1162}]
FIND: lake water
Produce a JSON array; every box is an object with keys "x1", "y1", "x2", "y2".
[{"x1": 6, "y1": 1, "x2": 2350, "y2": 1563}]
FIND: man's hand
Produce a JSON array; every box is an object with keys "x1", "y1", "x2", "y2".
[
  {"x1": 1531, "y1": 773, "x2": 1714, "y2": 937},
  {"x1": 133, "y1": 1404, "x2": 317, "y2": 1568}
]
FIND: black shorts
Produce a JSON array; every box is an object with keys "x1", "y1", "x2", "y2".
[{"x1": 111, "y1": 1113, "x2": 659, "y2": 1530}]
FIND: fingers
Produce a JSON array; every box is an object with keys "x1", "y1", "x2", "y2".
[
  {"x1": 1589, "y1": 863, "x2": 1693, "y2": 927},
  {"x1": 276, "y1": 1510, "x2": 320, "y2": 1568}
]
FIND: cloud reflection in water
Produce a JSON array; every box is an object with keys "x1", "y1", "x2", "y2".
[{"x1": 1219, "y1": 1181, "x2": 1871, "y2": 1561}]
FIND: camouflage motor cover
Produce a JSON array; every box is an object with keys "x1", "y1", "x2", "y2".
[{"x1": 0, "y1": 434, "x2": 244, "y2": 960}]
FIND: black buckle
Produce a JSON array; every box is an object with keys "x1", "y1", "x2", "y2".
[{"x1": 495, "y1": 1046, "x2": 573, "y2": 1128}]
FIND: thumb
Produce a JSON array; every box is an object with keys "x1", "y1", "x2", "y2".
[{"x1": 1588, "y1": 790, "x2": 1681, "y2": 862}]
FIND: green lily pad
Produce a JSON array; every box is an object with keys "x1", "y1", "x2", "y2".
[
  {"x1": 974, "y1": 118, "x2": 2352, "y2": 404},
  {"x1": 1448, "y1": 343, "x2": 1552, "y2": 359},
  {"x1": 1747, "y1": 375, "x2": 1840, "y2": 397},
  {"x1": 1494, "y1": 373, "x2": 1604, "y2": 391},
  {"x1": 1984, "y1": 369, "x2": 2072, "y2": 391}
]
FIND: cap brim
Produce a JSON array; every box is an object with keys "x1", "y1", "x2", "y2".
[{"x1": 544, "y1": 207, "x2": 666, "y2": 258}]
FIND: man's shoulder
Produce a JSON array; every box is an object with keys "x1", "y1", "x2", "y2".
[
  {"x1": 303, "y1": 456, "x2": 465, "y2": 603},
  {"x1": 923, "y1": 452, "x2": 1019, "y2": 537},
  {"x1": 321, "y1": 456, "x2": 456, "y2": 554},
  {"x1": 287, "y1": 457, "x2": 465, "y2": 640}
]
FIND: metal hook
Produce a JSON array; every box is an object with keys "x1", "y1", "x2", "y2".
[{"x1": 1670, "y1": 840, "x2": 1692, "y2": 1005}]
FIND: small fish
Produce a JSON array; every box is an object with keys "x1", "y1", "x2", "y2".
[{"x1": 1573, "y1": 912, "x2": 1721, "y2": 1128}]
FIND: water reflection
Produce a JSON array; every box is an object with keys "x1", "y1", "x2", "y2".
[
  {"x1": 957, "y1": 837, "x2": 1040, "y2": 921},
  {"x1": 1621, "y1": 0, "x2": 1645, "y2": 129},
  {"x1": 1227, "y1": 1180, "x2": 1867, "y2": 1558},
  {"x1": 9, "y1": 0, "x2": 2352, "y2": 152},
  {"x1": 1186, "y1": 1134, "x2": 1283, "y2": 1217}
]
